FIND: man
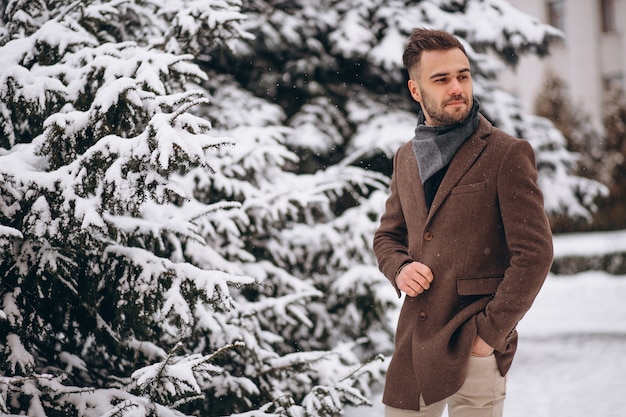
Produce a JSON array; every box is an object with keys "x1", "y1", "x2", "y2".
[{"x1": 373, "y1": 28, "x2": 554, "y2": 417}]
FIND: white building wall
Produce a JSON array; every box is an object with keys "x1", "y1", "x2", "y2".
[{"x1": 498, "y1": 0, "x2": 626, "y2": 131}]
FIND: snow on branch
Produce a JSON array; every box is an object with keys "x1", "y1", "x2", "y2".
[
  {"x1": 162, "y1": 0, "x2": 255, "y2": 56},
  {"x1": 131, "y1": 340, "x2": 245, "y2": 405},
  {"x1": 240, "y1": 289, "x2": 322, "y2": 328}
]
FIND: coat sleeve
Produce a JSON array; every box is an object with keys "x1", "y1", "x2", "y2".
[
  {"x1": 476, "y1": 139, "x2": 554, "y2": 352},
  {"x1": 373, "y1": 150, "x2": 414, "y2": 295}
]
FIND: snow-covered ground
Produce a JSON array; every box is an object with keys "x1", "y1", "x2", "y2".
[{"x1": 346, "y1": 230, "x2": 626, "y2": 417}]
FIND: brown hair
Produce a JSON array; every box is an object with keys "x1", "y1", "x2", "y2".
[{"x1": 402, "y1": 28, "x2": 467, "y2": 78}]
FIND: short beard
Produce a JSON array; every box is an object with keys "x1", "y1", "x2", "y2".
[{"x1": 420, "y1": 89, "x2": 471, "y2": 126}]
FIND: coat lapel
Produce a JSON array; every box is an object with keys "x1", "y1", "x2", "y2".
[
  {"x1": 427, "y1": 117, "x2": 490, "y2": 221},
  {"x1": 404, "y1": 145, "x2": 429, "y2": 223}
]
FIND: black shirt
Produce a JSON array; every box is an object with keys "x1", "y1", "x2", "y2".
[{"x1": 424, "y1": 165, "x2": 448, "y2": 210}]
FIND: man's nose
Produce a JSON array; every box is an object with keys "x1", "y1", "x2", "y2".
[{"x1": 449, "y1": 79, "x2": 463, "y2": 95}]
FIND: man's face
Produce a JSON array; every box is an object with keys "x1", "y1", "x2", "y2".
[{"x1": 407, "y1": 48, "x2": 473, "y2": 126}]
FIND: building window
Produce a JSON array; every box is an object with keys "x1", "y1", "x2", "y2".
[
  {"x1": 599, "y1": 0, "x2": 616, "y2": 33},
  {"x1": 547, "y1": 0, "x2": 566, "y2": 32}
]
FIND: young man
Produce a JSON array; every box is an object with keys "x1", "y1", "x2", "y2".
[{"x1": 373, "y1": 28, "x2": 554, "y2": 417}]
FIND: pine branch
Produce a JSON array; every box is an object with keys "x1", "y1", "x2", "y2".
[
  {"x1": 339, "y1": 353, "x2": 385, "y2": 383},
  {"x1": 168, "y1": 97, "x2": 210, "y2": 125}
]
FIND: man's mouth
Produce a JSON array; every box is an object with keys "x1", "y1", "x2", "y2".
[{"x1": 446, "y1": 98, "x2": 467, "y2": 106}]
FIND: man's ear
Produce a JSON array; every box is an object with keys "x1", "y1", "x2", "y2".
[{"x1": 407, "y1": 79, "x2": 421, "y2": 103}]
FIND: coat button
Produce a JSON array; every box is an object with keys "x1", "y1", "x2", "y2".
[
  {"x1": 419, "y1": 312, "x2": 428, "y2": 321},
  {"x1": 423, "y1": 232, "x2": 433, "y2": 241}
]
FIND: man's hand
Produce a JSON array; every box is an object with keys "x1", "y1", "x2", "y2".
[
  {"x1": 395, "y1": 261, "x2": 434, "y2": 297},
  {"x1": 471, "y1": 335, "x2": 494, "y2": 357}
]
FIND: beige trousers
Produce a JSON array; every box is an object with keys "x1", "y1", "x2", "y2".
[{"x1": 385, "y1": 354, "x2": 506, "y2": 417}]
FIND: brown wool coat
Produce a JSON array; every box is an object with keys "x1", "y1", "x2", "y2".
[{"x1": 373, "y1": 115, "x2": 554, "y2": 411}]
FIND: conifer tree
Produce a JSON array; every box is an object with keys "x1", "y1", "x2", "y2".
[
  {"x1": 0, "y1": 1, "x2": 385, "y2": 416},
  {"x1": 595, "y1": 84, "x2": 626, "y2": 230},
  {"x1": 534, "y1": 70, "x2": 610, "y2": 231}
]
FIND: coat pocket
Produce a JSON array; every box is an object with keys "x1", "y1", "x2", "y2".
[
  {"x1": 456, "y1": 275, "x2": 504, "y2": 296},
  {"x1": 450, "y1": 181, "x2": 486, "y2": 195}
]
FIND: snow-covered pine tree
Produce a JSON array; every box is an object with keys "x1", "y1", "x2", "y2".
[
  {"x1": 595, "y1": 84, "x2": 626, "y2": 230},
  {"x1": 534, "y1": 70, "x2": 610, "y2": 232},
  {"x1": 0, "y1": 1, "x2": 386, "y2": 416}
]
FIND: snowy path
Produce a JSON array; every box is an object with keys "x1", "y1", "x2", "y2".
[
  {"x1": 507, "y1": 272, "x2": 626, "y2": 417},
  {"x1": 346, "y1": 231, "x2": 626, "y2": 417}
]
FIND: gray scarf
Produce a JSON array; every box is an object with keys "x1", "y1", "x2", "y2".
[{"x1": 411, "y1": 98, "x2": 480, "y2": 183}]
